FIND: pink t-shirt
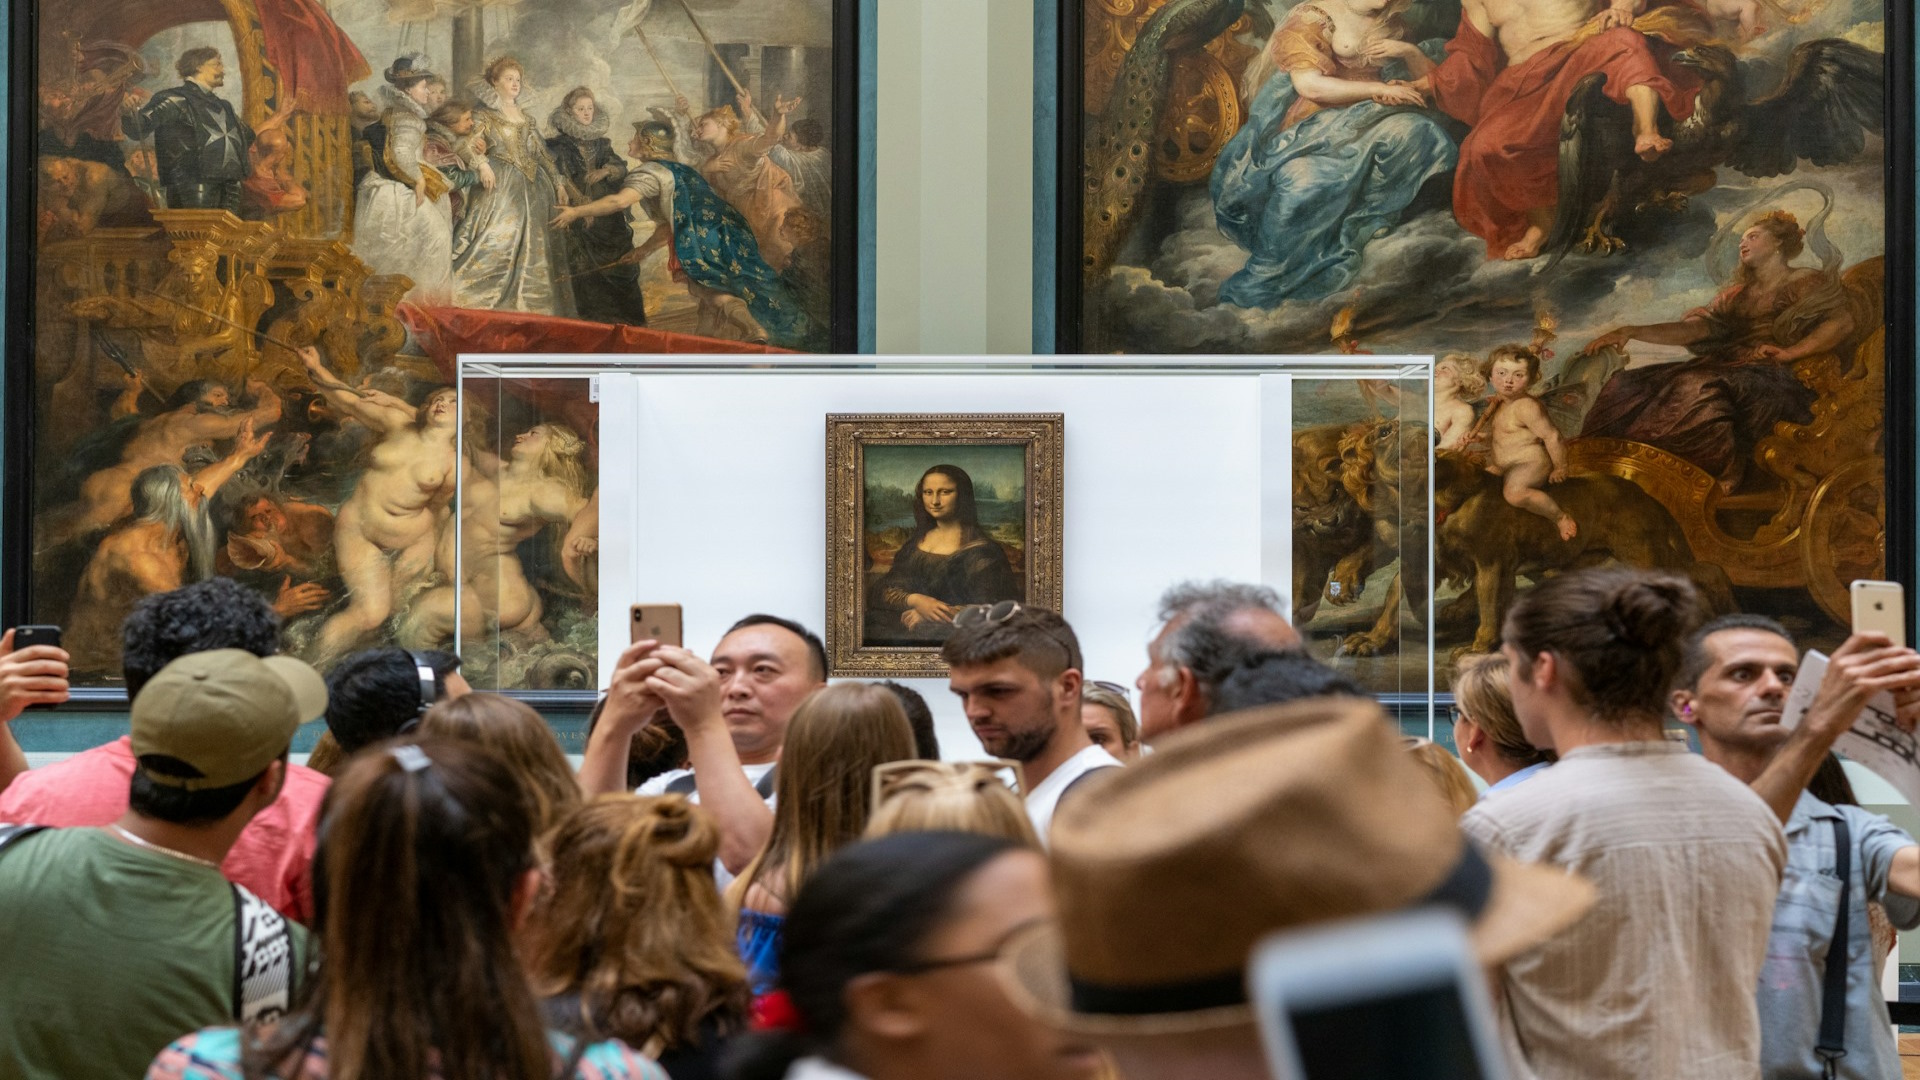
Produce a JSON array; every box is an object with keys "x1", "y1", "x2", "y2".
[{"x1": 0, "y1": 737, "x2": 329, "y2": 922}]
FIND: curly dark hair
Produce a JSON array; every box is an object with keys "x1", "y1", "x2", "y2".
[{"x1": 120, "y1": 578, "x2": 281, "y2": 700}]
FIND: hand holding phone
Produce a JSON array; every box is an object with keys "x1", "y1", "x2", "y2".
[
  {"x1": 1850, "y1": 580, "x2": 1906, "y2": 648},
  {"x1": 0, "y1": 626, "x2": 70, "y2": 718},
  {"x1": 630, "y1": 604, "x2": 683, "y2": 648}
]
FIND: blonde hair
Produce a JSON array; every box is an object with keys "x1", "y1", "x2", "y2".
[
  {"x1": 1454, "y1": 653, "x2": 1553, "y2": 767},
  {"x1": 1080, "y1": 685, "x2": 1139, "y2": 753},
  {"x1": 417, "y1": 692, "x2": 582, "y2": 840},
  {"x1": 732, "y1": 683, "x2": 916, "y2": 908},
  {"x1": 1436, "y1": 353, "x2": 1487, "y2": 396},
  {"x1": 530, "y1": 423, "x2": 591, "y2": 499},
  {"x1": 865, "y1": 761, "x2": 1041, "y2": 847},
  {"x1": 1403, "y1": 739, "x2": 1478, "y2": 819},
  {"x1": 696, "y1": 104, "x2": 742, "y2": 135},
  {"x1": 527, "y1": 795, "x2": 750, "y2": 1052}
]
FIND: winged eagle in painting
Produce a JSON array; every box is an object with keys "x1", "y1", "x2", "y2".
[{"x1": 1547, "y1": 38, "x2": 1883, "y2": 263}]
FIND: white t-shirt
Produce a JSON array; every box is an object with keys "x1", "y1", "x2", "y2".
[
  {"x1": 636, "y1": 761, "x2": 779, "y2": 888},
  {"x1": 1025, "y1": 743, "x2": 1124, "y2": 846}
]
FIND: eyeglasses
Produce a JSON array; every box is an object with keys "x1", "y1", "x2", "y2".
[
  {"x1": 1447, "y1": 704, "x2": 1471, "y2": 727},
  {"x1": 892, "y1": 916, "x2": 1048, "y2": 976},
  {"x1": 871, "y1": 758, "x2": 1027, "y2": 808}
]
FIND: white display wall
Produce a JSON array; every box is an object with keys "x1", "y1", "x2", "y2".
[{"x1": 462, "y1": 356, "x2": 1432, "y2": 757}]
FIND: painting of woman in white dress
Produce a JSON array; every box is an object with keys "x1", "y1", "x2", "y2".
[{"x1": 451, "y1": 56, "x2": 575, "y2": 315}]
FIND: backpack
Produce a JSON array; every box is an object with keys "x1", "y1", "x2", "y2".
[{"x1": 0, "y1": 823, "x2": 296, "y2": 1023}]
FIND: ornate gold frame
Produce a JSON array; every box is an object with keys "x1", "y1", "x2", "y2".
[{"x1": 825, "y1": 413, "x2": 1065, "y2": 678}]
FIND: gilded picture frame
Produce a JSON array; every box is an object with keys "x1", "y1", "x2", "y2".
[
  {"x1": 1039, "y1": 0, "x2": 1916, "y2": 696},
  {"x1": 825, "y1": 413, "x2": 1065, "y2": 677}
]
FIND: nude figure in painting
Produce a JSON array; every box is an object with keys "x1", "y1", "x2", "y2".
[
  {"x1": 1479, "y1": 345, "x2": 1576, "y2": 540},
  {"x1": 299, "y1": 345, "x2": 459, "y2": 661},
  {"x1": 1412, "y1": 0, "x2": 1710, "y2": 259},
  {"x1": 401, "y1": 423, "x2": 594, "y2": 648},
  {"x1": 42, "y1": 376, "x2": 281, "y2": 548},
  {"x1": 67, "y1": 425, "x2": 269, "y2": 673}
]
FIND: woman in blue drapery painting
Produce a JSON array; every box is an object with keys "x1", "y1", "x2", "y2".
[
  {"x1": 1210, "y1": 0, "x2": 1458, "y2": 309},
  {"x1": 866, "y1": 464, "x2": 1020, "y2": 645}
]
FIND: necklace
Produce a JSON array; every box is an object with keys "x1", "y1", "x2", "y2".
[{"x1": 108, "y1": 824, "x2": 221, "y2": 870}]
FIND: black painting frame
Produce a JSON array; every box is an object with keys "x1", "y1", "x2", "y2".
[
  {"x1": 2, "y1": 0, "x2": 870, "y2": 711},
  {"x1": 1043, "y1": 0, "x2": 1918, "y2": 666}
]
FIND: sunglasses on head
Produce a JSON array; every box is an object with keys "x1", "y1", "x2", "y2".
[
  {"x1": 871, "y1": 758, "x2": 1027, "y2": 807},
  {"x1": 950, "y1": 602, "x2": 1082, "y2": 671},
  {"x1": 952, "y1": 600, "x2": 1024, "y2": 629},
  {"x1": 1087, "y1": 679, "x2": 1131, "y2": 698}
]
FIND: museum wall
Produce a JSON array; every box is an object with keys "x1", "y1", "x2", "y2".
[
  {"x1": 601, "y1": 371, "x2": 1274, "y2": 760},
  {"x1": 0, "y1": 4, "x2": 1915, "y2": 775},
  {"x1": 873, "y1": 0, "x2": 1036, "y2": 354}
]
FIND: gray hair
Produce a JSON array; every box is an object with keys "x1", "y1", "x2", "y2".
[
  {"x1": 130, "y1": 465, "x2": 217, "y2": 583},
  {"x1": 1153, "y1": 580, "x2": 1287, "y2": 701}
]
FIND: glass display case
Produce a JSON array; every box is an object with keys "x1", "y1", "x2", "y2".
[{"x1": 457, "y1": 354, "x2": 1437, "y2": 738}]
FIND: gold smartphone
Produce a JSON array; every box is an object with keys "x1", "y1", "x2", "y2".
[
  {"x1": 1850, "y1": 580, "x2": 1906, "y2": 648},
  {"x1": 630, "y1": 604, "x2": 684, "y2": 648}
]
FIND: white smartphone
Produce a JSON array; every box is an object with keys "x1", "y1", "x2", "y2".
[
  {"x1": 1249, "y1": 909, "x2": 1510, "y2": 1080},
  {"x1": 1850, "y1": 580, "x2": 1906, "y2": 648}
]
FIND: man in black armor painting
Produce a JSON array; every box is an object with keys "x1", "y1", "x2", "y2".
[{"x1": 121, "y1": 47, "x2": 253, "y2": 213}]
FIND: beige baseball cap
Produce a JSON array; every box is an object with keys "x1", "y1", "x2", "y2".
[{"x1": 130, "y1": 649, "x2": 329, "y2": 790}]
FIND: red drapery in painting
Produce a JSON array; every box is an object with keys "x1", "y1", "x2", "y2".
[
  {"x1": 399, "y1": 305, "x2": 793, "y2": 466},
  {"x1": 44, "y1": 0, "x2": 369, "y2": 111},
  {"x1": 399, "y1": 305, "x2": 795, "y2": 369},
  {"x1": 255, "y1": 0, "x2": 371, "y2": 108}
]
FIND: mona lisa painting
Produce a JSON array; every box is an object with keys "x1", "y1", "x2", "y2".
[{"x1": 826, "y1": 414, "x2": 1064, "y2": 677}]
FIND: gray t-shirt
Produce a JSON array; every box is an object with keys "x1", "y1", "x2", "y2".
[{"x1": 1757, "y1": 791, "x2": 1919, "y2": 1080}]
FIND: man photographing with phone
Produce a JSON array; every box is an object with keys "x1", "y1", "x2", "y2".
[
  {"x1": 579, "y1": 613, "x2": 827, "y2": 882},
  {"x1": 1674, "y1": 616, "x2": 1920, "y2": 1080}
]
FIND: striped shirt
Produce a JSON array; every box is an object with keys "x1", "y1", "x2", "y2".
[{"x1": 1462, "y1": 740, "x2": 1785, "y2": 1080}]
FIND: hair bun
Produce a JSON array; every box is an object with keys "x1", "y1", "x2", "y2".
[
  {"x1": 1602, "y1": 576, "x2": 1699, "y2": 648},
  {"x1": 644, "y1": 796, "x2": 721, "y2": 869}
]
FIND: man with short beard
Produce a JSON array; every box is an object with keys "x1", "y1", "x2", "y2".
[
  {"x1": 1674, "y1": 615, "x2": 1920, "y2": 1080},
  {"x1": 945, "y1": 604, "x2": 1120, "y2": 843},
  {"x1": 67, "y1": 429, "x2": 267, "y2": 673}
]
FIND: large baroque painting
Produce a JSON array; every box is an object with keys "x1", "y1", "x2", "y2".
[
  {"x1": 12, "y1": 0, "x2": 855, "y2": 694},
  {"x1": 1062, "y1": 0, "x2": 1907, "y2": 689}
]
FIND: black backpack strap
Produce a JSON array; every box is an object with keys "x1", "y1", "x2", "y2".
[
  {"x1": 1816, "y1": 813, "x2": 1852, "y2": 1079},
  {"x1": 0, "y1": 823, "x2": 49, "y2": 855},
  {"x1": 231, "y1": 884, "x2": 296, "y2": 1025},
  {"x1": 666, "y1": 767, "x2": 778, "y2": 800}
]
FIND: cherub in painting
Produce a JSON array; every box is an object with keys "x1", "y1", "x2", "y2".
[
  {"x1": 1477, "y1": 344, "x2": 1575, "y2": 541},
  {"x1": 1433, "y1": 353, "x2": 1486, "y2": 451}
]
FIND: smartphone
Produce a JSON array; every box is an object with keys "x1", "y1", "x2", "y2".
[
  {"x1": 1850, "y1": 580, "x2": 1906, "y2": 648},
  {"x1": 1250, "y1": 909, "x2": 1510, "y2": 1080},
  {"x1": 630, "y1": 604, "x2": 684, "y2": 648},
  {"x1": 13, "y1": 626, "x2": 61, "y2": 653}
]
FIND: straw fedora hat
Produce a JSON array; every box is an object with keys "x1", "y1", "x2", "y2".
[{"x1": 998, "y1": 697, "x2": 1594, "y2": 1037}]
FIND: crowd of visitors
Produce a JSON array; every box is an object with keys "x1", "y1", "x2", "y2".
[{"x1": 2, "y1": 569, "x2": 1918, "y2": 1080}]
